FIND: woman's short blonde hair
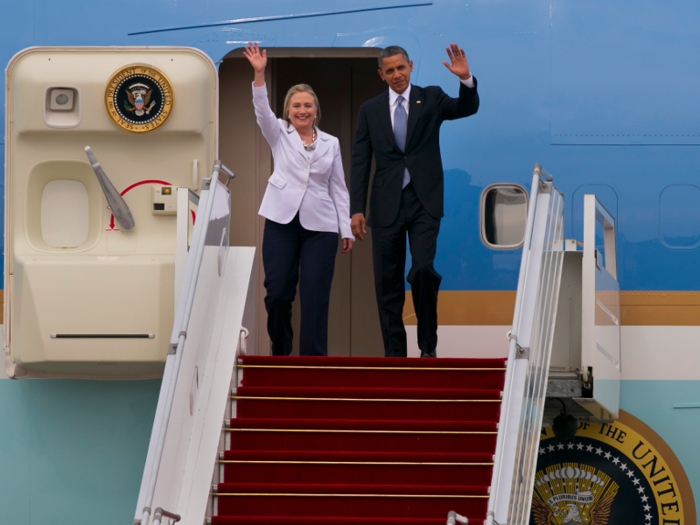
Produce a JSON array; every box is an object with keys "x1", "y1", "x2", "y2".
[{"x1": 283, "y1": 84, "x2": 321, "y2": 128}]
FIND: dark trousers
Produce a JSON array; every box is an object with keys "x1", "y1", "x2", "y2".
[
  {"x1": 263, "y1": 214, "x2": 338, "y2": 356},
  {"x1": 371, "y1": 183, "x2": 442, "y2": 357}
]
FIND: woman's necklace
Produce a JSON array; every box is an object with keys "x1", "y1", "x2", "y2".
[{"x1": 300, "y1": 128, "x2": 317, "y2": 151}]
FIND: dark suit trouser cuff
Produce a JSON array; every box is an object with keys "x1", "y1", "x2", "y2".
[{"x1": 407, "y1": 266, "x2": 441, "y2": 352}]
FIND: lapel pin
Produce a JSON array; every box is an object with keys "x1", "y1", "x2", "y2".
[{"x1": 416, "y1": 101, "x2": 421, "y2": 104}]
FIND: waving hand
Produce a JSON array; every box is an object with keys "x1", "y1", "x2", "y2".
[
  {"x1": 442, "y1": 43, "x2": 471, "y2": 80},
  {"x1": 243, "y1": 42, "x2": 267, "y2": 87}
]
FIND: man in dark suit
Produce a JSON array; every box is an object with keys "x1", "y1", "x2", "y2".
[{"x1": 350, "y1": 44, "x2": 479, "y2": 358}]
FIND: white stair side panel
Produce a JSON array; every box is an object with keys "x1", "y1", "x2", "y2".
[{"x1": 177, "y1": 246, "x2": 255, "y2": 523}]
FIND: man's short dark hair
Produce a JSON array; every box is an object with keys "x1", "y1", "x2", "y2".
[{"x1": 378, "y1": 46, "x2": 410, "y2": 69}]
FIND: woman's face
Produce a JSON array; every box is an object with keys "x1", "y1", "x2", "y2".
[{"x1": 288, "y1": 92, "x2": 317, "y2": 133}]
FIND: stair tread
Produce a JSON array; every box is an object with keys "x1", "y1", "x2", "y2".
[
  {"x1": 227, "y1": 418, "x2": 498, "y2": 431},
  {"x1": 240, "y1": 356, "x2": 506, "y2": 368},
  {"x1": 217, "y1": 482, "x2": 490, "y2": 496},
  {"x1": 221, "y1": 450, "x2": 493, "y2": 462},
  {"x1": 212, "y1": 518, "x2": 484, "y2": 524},
  {"x1": 236, "y1": 386, "x2": 501, "y2": 400}
]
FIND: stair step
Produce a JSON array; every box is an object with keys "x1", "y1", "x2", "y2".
[
  {"x1": 235, "y1": 386, "x2": 503, "y2": 400},
  {"x1": 228, "y1": 418, "x2": 498, "y2": 432},
  {"x1": 226, "y1": 418, "x2": 498, "y2": 453},
  {"x1": 221, "y1": 450, "x2": 493, "y2": 462},
  {"x1": 239, "y1": 356, "x2": 506, "y2": 389},
  {"x1": 212, "y1": 518, "x2": 484, "y2": 525},
  {"x1": 239, "y1": 356, "x2": 506, "y2": 368},
  {"x1": 234, "y1": 387, "x2": 501, "y2": 422},
  {"x1": 215, "y1": 483, "x2": 489, "y2": 519},
  {"x1": 220, "y1": 450, "x2": 493, "y2": 485}
]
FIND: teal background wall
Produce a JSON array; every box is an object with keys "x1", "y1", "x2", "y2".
[
  {"x1": 0, "y1": 379, "x2": 160, "y2": 524},
  {"x1": 621, "y1": 380, "x2": 700, "y2": 514}
]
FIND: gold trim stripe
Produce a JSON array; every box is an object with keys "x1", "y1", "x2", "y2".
[
  {"x1": 403, "y1": 290, "x2": 515, "y2": 326},
  {"x1": 219, "y1": 460, "x2": 493, "y2": 466},
  {"x1": 401, "y1": 290, "x2": 700, "y2": 326},
  {"x1": 238, "y1": 365, "x2": 505, "y2": 372},
  {"x1": 213, "y1": 493, "x2": 489, "y2": 499},
  {"x1": 225, "y1": 428, "x2": 497, "y2": 435},
  {"x1": 621, "y1": 292, "x2": 700, "y2": 326},
  {"x1": 232, "y1": 396, "x2": 501, "y2": 403}
]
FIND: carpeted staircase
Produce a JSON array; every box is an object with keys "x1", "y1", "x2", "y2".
[{"x1": 212, "y1": 356, "x2": 506, "y2": 524}]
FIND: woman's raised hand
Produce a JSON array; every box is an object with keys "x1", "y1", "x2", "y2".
[{"x1": 243, "y1": 42, "x2": 267, "y2": 73}]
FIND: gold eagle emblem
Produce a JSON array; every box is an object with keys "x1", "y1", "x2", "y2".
[{"x1": 532, "y1": 490, "x2": 616, "y2": 525}]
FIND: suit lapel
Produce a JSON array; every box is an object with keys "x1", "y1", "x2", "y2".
[
  {"x1": 377, "y1": 91, "x2": 398, "y2": 150},
  {"x1": 405, "y1": 86, "x2": 423, "y2": 152},
  {"x1": 308, "y1": 130, "x2": 330, "y2": 164},
  {"x1": 287, "y1": 123, "x2": 309, "y2": 161}
]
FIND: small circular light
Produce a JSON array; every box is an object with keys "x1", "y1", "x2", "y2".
[{"x1": 55, "y1": 94, "x2": 69, "y2": 105}]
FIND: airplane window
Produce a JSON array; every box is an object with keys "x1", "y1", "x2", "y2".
[
  {"x1": 480, "y1": 184, "x2": 528, "y2": 249},
  {"x1": 41, "y1": 179, "x2": 89, "y2": 248},
  {"x1": 659, "y1": 184, "x2": 700, "y2": 249}
]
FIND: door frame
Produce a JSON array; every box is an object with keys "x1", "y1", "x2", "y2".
[{"x1": 220, "y1": 47, "x2": 382, "y2": 356}]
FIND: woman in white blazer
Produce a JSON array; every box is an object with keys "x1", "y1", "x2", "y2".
[{"x1": 244, "y1": 43, "x2": 354, "y2": 357}]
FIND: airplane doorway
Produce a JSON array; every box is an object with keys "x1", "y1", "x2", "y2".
[{"x1": 219, "y1": 49, "x2": 387, "y2": 356}]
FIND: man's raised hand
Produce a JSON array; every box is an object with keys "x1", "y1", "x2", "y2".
[{"x1": 442, "y1": 43, "x2": 471, "y2": 80}]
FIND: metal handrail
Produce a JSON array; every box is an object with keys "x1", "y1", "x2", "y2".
[
  {"x1": 447, "y1": 510, "x2": 468, "y2": 524},
  {"x1": 508, "y1": 180, "x2": 565, "y2": 522},
  {"x1": 135, "y1": 160, "x2": 232, "y2": 525},
  {"x1": 485, "y1": 163, "x2": 557, "y2": 525},
  {"x1": 153, "y1": 508, "x2": 181, "y2": 525}
]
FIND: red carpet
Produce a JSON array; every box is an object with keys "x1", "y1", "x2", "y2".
[{"x1": 213, "y1": 356, "x2": 505, "y2": 524}]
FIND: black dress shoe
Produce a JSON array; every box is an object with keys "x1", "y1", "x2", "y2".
[{"x1": 420, "y1": 350, "x2": 436, "y2": 358}]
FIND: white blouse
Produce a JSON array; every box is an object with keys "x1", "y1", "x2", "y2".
[{"x1": 253, "y1": 83, "x2": 354, "y2": 240}]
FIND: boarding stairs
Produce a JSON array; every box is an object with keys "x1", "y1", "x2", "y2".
[
  {"x1": 134, "y1": 164, "x2": 620, "y2": 525},
  {"x1": 217, "y1": 355, "x2": 503, "y2": 524}
]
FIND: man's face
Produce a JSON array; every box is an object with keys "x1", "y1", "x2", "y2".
[{"x1": 378, "y1": 54, "x2": 413, "y2": 94}]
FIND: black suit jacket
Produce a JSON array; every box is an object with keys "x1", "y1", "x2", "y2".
[{"x1": 350, "y1": 79, "x2": 479, "y2": 227}]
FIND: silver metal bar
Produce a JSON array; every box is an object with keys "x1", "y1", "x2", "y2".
[
  {"x1": 175, "y1": 188, "x2": 191, "y2": 310},
  {"x1": 447, "y1": 511, "x2": 468, "y2": 524},
  {"x1": 188, "y1": 189, "x2": 200, "y2": 205},
  {"x1": 50, "y1": 333, "x2": 154, "y2": 339},
  {"x1": 153, "y1": 507, "x2": 181, "y2": 524},
  {"x1": 532, "y1": 162, "x2": 554, "y2": 182},
  {"x1": 84, "y1": 146, "x2": 136, "y2": 231},
  {"x1": 219, "y1": 163, "x2": 235, "y2": 179}
]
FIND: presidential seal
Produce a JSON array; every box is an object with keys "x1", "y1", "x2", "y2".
[
  {"x1": 532, "y1": 411, "x2": 694, "y2": 525},
  {"x1": 105, "y1": 65, "x2": 173, "y2": 133}
]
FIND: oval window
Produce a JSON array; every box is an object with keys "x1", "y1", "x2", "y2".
[{"x1": 480, "y1": 184, "x2": 528, "y2": 249}]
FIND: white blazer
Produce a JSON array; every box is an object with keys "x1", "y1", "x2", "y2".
[{"x1": 253, "y1": 83, "x2": 354, "y2": 240}]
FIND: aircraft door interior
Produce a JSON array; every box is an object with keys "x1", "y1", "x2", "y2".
[{"x1": 4, "y1": 47, "x2": 218, "y2": 378}]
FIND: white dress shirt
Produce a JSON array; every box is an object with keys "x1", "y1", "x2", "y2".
[
  {"x1": 252, "y1": 83, "x2": 354, "y2": 240},
  {"x1": 388, "y1": 75, "x2": 476, "y2": 130}
]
